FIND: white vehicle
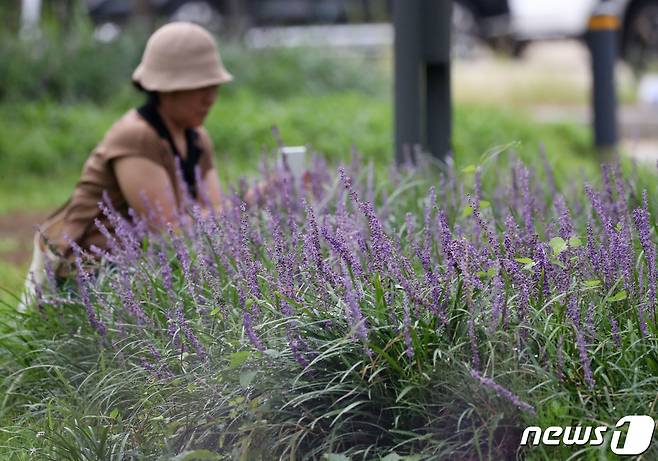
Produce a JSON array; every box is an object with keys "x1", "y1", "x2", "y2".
[{"x1": 507, "y1": 0, "x2": 658, "y2": 72}]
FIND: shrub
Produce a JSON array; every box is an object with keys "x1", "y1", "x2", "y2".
[{"x1": 3, "y1": 150, "x2": 658, "y2": 460}]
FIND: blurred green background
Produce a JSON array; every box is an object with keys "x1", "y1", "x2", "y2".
[{"x1": 0, "y1": 4, "x2": 603, "y2": 303}]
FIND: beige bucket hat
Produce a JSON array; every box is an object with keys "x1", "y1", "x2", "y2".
[{"x1": 132, "y1": 22, "x2": 233, "y2": 92}]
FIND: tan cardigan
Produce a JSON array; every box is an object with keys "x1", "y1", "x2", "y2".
[{"x1": 41, "y1": 109, "x2": 215, "y2": 268}]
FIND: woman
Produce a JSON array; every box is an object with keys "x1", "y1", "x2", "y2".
[{"x1": 20, "y1": 22, "x2": 232, "y2": 309}]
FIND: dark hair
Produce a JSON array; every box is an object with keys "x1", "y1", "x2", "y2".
[{"x1": 133, "y1": 81, "x2": 159, "y2": 107}]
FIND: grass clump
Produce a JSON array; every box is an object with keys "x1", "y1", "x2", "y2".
[{"x1": 2, "y1": 149, "x2": 657, "y2": 460}]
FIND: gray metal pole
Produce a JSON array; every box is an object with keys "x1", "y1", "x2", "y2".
[
  {"x1": 587, "y1": 4, "x2": 619, "y2": 150},
  {"x1": 426, "y1": 63, "x2": 451, "y2": 160},
  {"x1": 394, "y1": 0, "x2": 452, "y2": 164},
  {"x1": 394, "y1": 0, "x2": 423, "y2": 164},
  {"x1": 424, "y1": 0, "x2": 452, "y2": 161}
]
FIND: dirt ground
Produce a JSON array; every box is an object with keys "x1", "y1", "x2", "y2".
[{"x1": 0, "y1": 211, "x2": 48, "y2": 266}]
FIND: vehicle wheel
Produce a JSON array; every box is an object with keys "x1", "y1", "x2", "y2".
[
  {"x1": 169, "y1": 1, "x2": 225, "y2": 35},
  {"x1": 622, "y1": 0, "x2": 658, "y2": 74},
  {"x1": 452, "y1": 1, "x2": 482, "y2": 59}
]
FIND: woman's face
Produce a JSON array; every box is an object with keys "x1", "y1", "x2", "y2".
[{"x1": 159, "y1": 85, "x2": 219, "y2": 128}]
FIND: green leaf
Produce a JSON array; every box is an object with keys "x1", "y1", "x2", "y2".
[
  {"x1": 264, "y1": 349, "x2": 281, "y2": 359},
  {"x1": 568, "y1": 236, "x2": 583, "y2": 248},
  {"x1": 239, "y1": 370, "x2": 257, "y2": 388},
  {"x1": 515, "y1": 257, "x2": 534, "y2": 265},
  {"x1": 396, "y1": 385, "x2": 416, "y2": 403},
  {"x1": 583, "y1": 279, "x2": 601, "y2": 288},
  {"x1": 228, "y1": 351, "x2": 250, "y2": 369},
  {"x1": 322, "y1": 454, "x2": 351, "y2": 461},
  {"x1": 210, "y1": 307, "x2": 222, "y2": 317},
  {"x1": 646, "y1": 356, "x2": 658, "y2": 374},
  {"x1": 462, "y1": 205, "x2": 474, "y2": 218},
  {"x1": 476, "y1": 268, "x2": 495, "y2": 279},
  {"x1": 479, "y1": 200, "x2": 491, "y2": 209},
  {"x1": 171, "y1": 449, "x2": 221, "y2": 461},
  {"x1": 109, "y1": 408, "x2": 119, "y2": 419},
  {"x1": 461, "y1": 165, "x2": 477, "y2": 174},
  {"x1": 608, "y1": 290, "x2": 627, "y2": 302},
  {"x1": 381, "y1": 454, "x2": 403, "y2": 461},
  {"x1": 549, "y1": 237, "x2": 567, "y2": 255},
  {"x1": 514, "y1": 257, "x2": 536, "y2": 270}
]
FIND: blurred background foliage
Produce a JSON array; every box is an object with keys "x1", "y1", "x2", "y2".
[
  {"x1": 0, "y1": 3, "x2": 600, "y2": 300},
  {"x1": 0, "y1": 7, "x2": 595, "y2": 211}
]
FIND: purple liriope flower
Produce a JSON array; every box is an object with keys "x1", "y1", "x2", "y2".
[
  {"x1": 341, "y1": 268, "x2": 369, "y2": 344},
  {"x1": 139, "y1": 357, "x2": 158, "y2": 377},
  {"x1": 451, "y1": 239, "x2": 485, "y2": 295},
  {"x1": 173, "y1": 156, "x2": 195, "y2": 214},
  {"x1": 517, "y1": 164, "x2": 535, "y2": 237},
  {"x1": 467, "y1": 195, "x2": 482, "y2": 248},
  {"x1": 434, "y1": 209, "x2": 456, "y2": 274},
  {"x1": 553, "y1": 195, "x2": 574, "y2": 239},
  {"x1": 238, "y1": 204, "x2": 263, "y2": 299},
  {"x1": 502, "y1": 214, "x2": 522, "y2": 260},
  {"x1": 566, "y1": 295, "x2": 580, "y2": 325},
  {"x1": 286, "y1": 329, "x2": 311, "y2": 369},
  {"x1": 539, "y1": 144, "x2": 558, "y2": 197},
  {"x1": 384, "y1": 290, "x2": 399, "y2": 329},
  {"x1": 556, "y1": 335, "x2": 565, "y2": 382},
  {"x1": 365, "y1": 160, "x2": 376, "y2": 208},
  {"x1": 267, "y1": 209, "x2": 297, "y2": 301},
  {"x1": 405, "y1": 211, "x2": 416, "y2": 245},
  {"x1": 585, "y1": 302, "x2": 596, "y2": 338},
  {"x1": 470, "y1": 369, "x2": 535, "y2": 414},
  {"x1": 516, "y1": 283, "x2": 531, "y2": 333},
  {"x1": 418, "y1": 187, "x2": 435, "y2": 271},
  {"x1": 586, "y1": 220, "x2": 602, "y2": 278},
  {"x1": 585, "y1": 185, "x2": 613, "y2": 238},
  {"x1": 321, "y1": 223, "x2": 363, "y2": 278},
  {"x1": 401, "y1": 294, "x2": 414, "y2": 359},
  {"x1": 474, "y1": 168, "x2": 482, "y2": 203},
  {"x1": 158, "y1": 251, "x2": 175, "y2": 298},
  {"x1": 487, "y1": 270, "x2": 505, "y2": 334},
  {"x1": 633, "y1": 190, "x2": 656, "y2": 318},
  {"x1": 99, "y1": 192, "x2": 141, "y2": 264},
  {"x1": 176, "y1": 308, "x2": 207, "y2": 361},
  {"x1": 612, "y1": 161, "x2": 631, "y2": 226},
  {"x1": 600, "y1": 164, "x2": 616, "y2": 218},
  {"x1": 575, "y1": 327, "x2": 595, "y2": 390},
  {"x1": 302, "y1": 202, "x2": 338, "y2": 289},
  {"x1": 339, "y1": 168, "x2": 393, "y2": 273},
  {"x1": 532, "y1": 242, "x2": 551, "y2": 299},
  {"x1": 71, "y1": 242, "x2": 107, "y2": 337},
  {"x1": 115, "y1": 272, "x2": 150, "y2": 326},
  {"x1": 243, "y1": 311, "x2": 265, "y2": 351},
  {"x1": 168, "y1": 225, "x2": 201, "y2": 309}
]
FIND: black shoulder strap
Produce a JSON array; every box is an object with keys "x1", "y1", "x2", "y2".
[{"x1": 137, "y1": 103, "x2": 202, "y2": 199}]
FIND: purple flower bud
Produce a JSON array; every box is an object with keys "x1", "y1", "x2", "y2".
[
  {"x1": 243, "y1": 311, "x2": 265, "y2": 352},
  {"x1": 470, "y1": 369, "x2": 535, "y2": 414},
  {"x1": 176, "y1": 308, "x2": 207, "y2": 361},
  {"x1": 575, "y1": 327, "x2": 595, "y2": 390},
  {"x1": 71, "y1": 242, "x2": 106, "y2": 337},
  {"x1": 556, "y1": 335, "x2": 565, "y2": 382}
]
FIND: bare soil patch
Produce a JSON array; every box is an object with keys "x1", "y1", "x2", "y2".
[{"x1": 0, "y1": 211, "x2": 48, "y2": 266}]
